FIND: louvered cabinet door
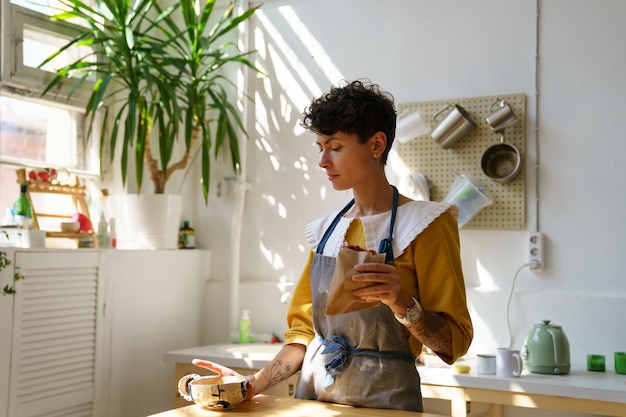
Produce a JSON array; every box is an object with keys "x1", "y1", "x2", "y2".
[{"x1": 8, "y1": 250, "x2": 110, "y2": 417}]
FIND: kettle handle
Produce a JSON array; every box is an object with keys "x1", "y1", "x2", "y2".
[{"x1": 547, "y1": 328, "x2": 567, "y2": 365}]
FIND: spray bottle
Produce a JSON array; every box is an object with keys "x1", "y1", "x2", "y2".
[{"x1": 239, "y1": 310, "x2": 251, "y2": 343}]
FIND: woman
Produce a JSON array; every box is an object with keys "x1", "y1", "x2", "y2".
[{"x1": 194, "y1": 80, "x2": 473, "y2": 412}]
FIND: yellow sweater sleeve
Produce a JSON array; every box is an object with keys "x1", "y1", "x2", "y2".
[
  {"x1": 284, "y1": 250, "x2": 316, "y2": 346},
  {"x1": 396, "y1": 211, "x2": 473, "y2": 362}
]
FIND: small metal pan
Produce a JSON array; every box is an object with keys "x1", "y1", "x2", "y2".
[{"x1": 480, "y1": 133, "x2": 521, "y2": 184}]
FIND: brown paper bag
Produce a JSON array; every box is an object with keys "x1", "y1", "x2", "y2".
[{"x1": 325, "y1": 246, "x2": 386, "y2": 316}]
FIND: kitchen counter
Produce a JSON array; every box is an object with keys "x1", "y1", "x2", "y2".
[
  {"x1": 417, "y1": 363, "x2": 626, "y2": 417},
  {"x1": 164, "y1": 345, "x2": 626, "y2": 417},
  {"x1": 147, "y1": 395, "x2": 442, "y2": 417}
]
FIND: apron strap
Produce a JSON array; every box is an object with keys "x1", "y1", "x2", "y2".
[
  {"x1": 316, "y1": 199, "x2": 355, "y2": 254},
  {"x1": 378, "y1": 185, "x2": 398, "y2": 264},
  {"x1": 317, "y1": 185, "x2": 399, "y2": 264}
]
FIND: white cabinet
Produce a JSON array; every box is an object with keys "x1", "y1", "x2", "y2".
[
  {"x1": 1, "y1": 249, "x2": 110, "y2": 417},
  {"x1": 0, "y1": 248, "x2": 209, "y2": 417},
  {"x1": 106, "y1": 250, "x2": 208, "y2": 417}
]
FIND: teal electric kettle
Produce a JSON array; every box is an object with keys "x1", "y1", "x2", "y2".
[{"x1": 522, "y1": 320, "x2": 571, "y2": 375}]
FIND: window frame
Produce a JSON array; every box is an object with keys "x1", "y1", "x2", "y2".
[{"x1": 1, "y1": 0, "x2": 95, "y2": 107}]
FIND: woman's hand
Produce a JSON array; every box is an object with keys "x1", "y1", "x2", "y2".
[
  {"x1": 351, "y1": 262, "x2": 412, "y2": 315},
  {"x1": 191, "y1": 359, "x2": 257, "y2": 400}
]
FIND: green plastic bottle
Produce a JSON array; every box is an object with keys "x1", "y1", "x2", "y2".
[
  {"x1": 13, "y1": 181, "x2": 32, "y2": 227},
  {"x1": 239, "y1": 310, "x2": 251, "y2": 343}
]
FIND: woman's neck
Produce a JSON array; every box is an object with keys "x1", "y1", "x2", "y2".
[{"x1": 348, "y1": 181, "x2": 396, "y2": 217}]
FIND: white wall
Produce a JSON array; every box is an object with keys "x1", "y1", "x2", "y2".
[{"x1": 192, "y1": 1, "x2": 626, "y2": 414}]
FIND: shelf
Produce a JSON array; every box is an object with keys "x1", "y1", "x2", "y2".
[{"x1": 45, "y1": 231, "x2": 96, "y2": 239}]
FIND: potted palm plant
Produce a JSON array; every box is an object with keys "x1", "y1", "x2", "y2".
[{"x1": 40, "y1": 0, "x2": 262, "y2": 248}]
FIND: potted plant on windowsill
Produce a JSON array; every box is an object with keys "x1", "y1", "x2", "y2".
[{"x1": 40, "y1": 0, "x2": 262, "y2": 248}]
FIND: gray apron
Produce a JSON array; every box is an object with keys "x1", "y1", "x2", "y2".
[{"x1": 295, "y1": 187, "x2": 424, "y2": 412}]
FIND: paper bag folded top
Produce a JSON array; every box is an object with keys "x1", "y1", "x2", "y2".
[{"x1": 325, "y1": 244, "x2": 386, "y2": 316}]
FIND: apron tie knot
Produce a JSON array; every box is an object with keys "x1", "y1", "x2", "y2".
[
  {"x1": 318, "y1": 335, "x2": 416, "y2": 387},
  {"x1": 320, "y1": 335, "x2": 351, "y2": 376}
]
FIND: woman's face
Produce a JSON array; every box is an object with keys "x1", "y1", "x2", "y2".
[{"x1": 316, "y1": 131, "x2": 379, "y2": 191}]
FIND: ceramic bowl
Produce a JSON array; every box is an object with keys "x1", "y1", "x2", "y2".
[
  {"x1": 60, "y1": 221, "x2": 80, "y2": 233},
  {"x1": 177, "y1": 374, "x2": 248, "y2": 409}
]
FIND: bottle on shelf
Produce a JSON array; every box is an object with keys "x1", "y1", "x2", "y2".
[
  {"x1": 97, "y1": 212, "x2": 108, "y2": 248},
  {"x1": 108, "y1": 218, "x2": 117, "y2": 249},
  {"x1": 178, "y1": 220, "x2": 195, "y2": 249},
  {"x1": 13, "y1": 181, "x2": 32, "y2": 228}
]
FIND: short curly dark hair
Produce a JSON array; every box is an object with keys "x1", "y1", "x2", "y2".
[{"x1": 301, "y1": 80, "x2": 397, "y2": 164}]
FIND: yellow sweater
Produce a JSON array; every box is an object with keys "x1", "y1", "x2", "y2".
[{"x1": 284, "y1": 210, "x2": 473, "y2": 363}]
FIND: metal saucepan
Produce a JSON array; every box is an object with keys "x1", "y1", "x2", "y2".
[{"x1": 480, "y1": 133, "x2": 521, "y2": 184}]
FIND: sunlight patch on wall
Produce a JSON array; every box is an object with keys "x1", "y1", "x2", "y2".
[
  {"x1": 293, "y1": 156, "x2": 309, "y2": 172},
  {"x1": 262, "y1": 193, "x2": 286, "y2": 219},
  {"x1": 474, "y1": 258, "x2": 498, "y2": 292},
  {"x1": 259, "y1": 238, "x2": 285, "y2": 271},
  {"x1": 254, "y1": 91, "x2": 271, "y2": 136},
  {"x1": 278, "y1": 6, "x2": 343, "y2": 87},
  {"x1": 465, "y1": 300, "x2": 499, "y2": 353},
  {"x1": 319, "y1": 185, "x2": 328, "y2": 201},
  {"x1": 255, "y1": 9, "x2": 322, "y2": 114}
]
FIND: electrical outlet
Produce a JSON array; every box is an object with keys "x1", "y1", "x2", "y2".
[{"x1": 529, "y1": 232, "x2": 544, "y2": 270}]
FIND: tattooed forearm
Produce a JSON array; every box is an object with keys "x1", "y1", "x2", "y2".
[
  {"x1": 260, "y1": 359, "x2": 294, "y2": 388},
  {"x1": 408, "y1": 310, "x2": 453, "y2": 361}
]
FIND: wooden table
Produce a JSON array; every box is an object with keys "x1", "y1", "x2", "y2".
[{"x1": 147, "y1": 395, "x2": 441, "y2": 417}]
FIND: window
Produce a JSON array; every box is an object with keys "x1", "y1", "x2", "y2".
[{"x1": 0, "y1": 0, "x2": 99, "y2": 230}]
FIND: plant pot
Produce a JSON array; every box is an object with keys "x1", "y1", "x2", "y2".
[{"x1": 110, "y1": 194, "x2": 182, "y2": 249}]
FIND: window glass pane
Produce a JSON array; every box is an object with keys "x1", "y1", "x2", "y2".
[
  {"x1": 10, "y1": 0, "x2": 71, "y2": 16},
  {"x1": 0, "y1": 95, "x2": 79, "y2": 167},
  {"x1": 22, "y1": 25, "x2": 95, "y2": 73}
]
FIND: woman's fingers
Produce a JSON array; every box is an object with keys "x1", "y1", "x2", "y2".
[{"x1": 191, "y1": 359, "x2": 239, "y2": 377}]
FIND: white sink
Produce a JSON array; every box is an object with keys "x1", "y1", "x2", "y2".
[
  {"x1": 218, "y1": 343, "x2": 283, "y2": 356},
  {"x1": 163, "y1": 343, "x2": 284, "y2": 369}
]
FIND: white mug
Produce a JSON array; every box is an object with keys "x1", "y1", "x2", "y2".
[
  {"x1": 496, "y1": 348, "x2": 522, "y2": 378},
  {"x1": 396, "y1": 110, "x2": 430, "y2": 143},
  {"x1": 477, "y1": 354, "x2": 497, "y2": 375}
]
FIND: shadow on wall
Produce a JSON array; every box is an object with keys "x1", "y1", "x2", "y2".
[{"x1": 203, "y1": 280, "x2": 291, "y2": 345}]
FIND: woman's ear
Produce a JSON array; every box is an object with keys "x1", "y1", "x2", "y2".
[{"x1": 371, "y1": 131, "x2": 387, "y2": 156}]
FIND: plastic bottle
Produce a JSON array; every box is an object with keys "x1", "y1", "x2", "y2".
[
  {"x1": 108, "y1": 218, "x2": 117, "y2": 248},
  {"x1": 178, "y1": 220, "x2": 196, "y2": 249},
  {"x1": 13, "y1": 181, "x2": 32, "y2": 228},
  {"x1": 97, "y1": 212, "x2": 108, "y2": 248},
  {"x1": 239, "y1": 310, "x2": 251, "y2": 343},
  {"x1": 2, "y1": 208, "x2": 16, "y2": 226}
]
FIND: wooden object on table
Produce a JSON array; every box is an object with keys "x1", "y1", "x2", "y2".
[{"x1": 149, "y1": 395, "x2": 442, "y2": 417}]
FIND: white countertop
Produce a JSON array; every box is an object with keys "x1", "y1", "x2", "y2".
[
  {"x1": 417, "y1": 362, "x2": 626, "y2": 404},
  {"x1": 164, "y1": 344, "x2": 626, "y2": 404}
]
